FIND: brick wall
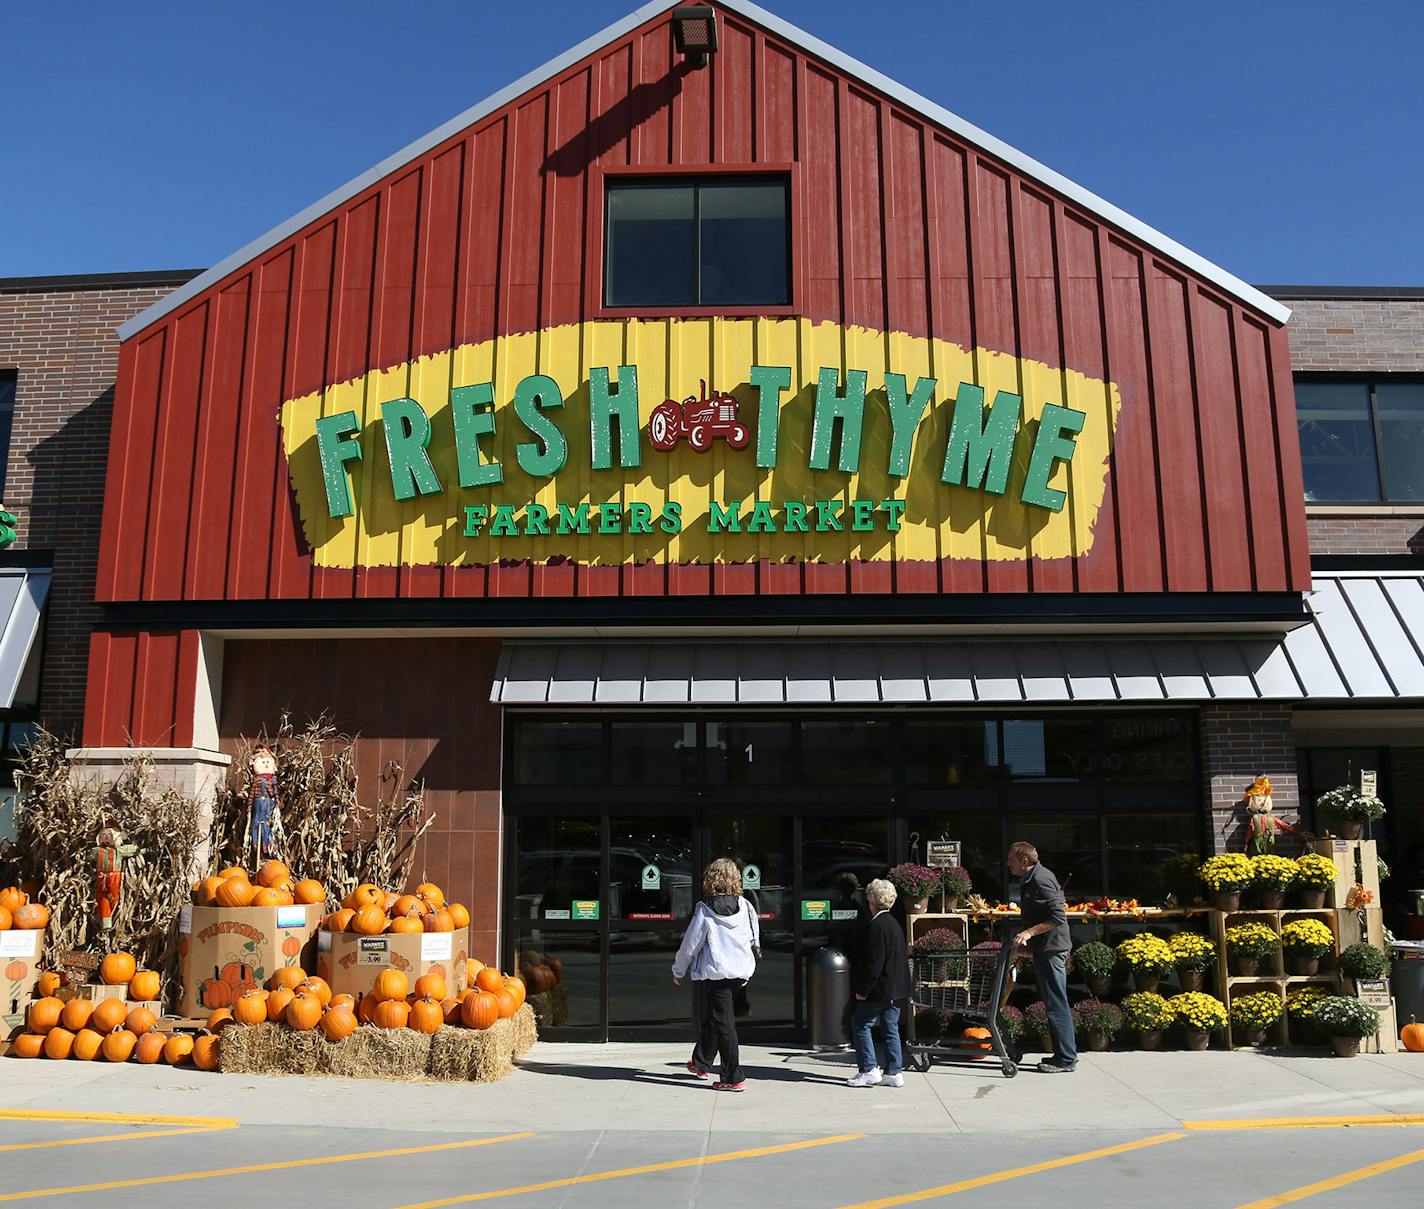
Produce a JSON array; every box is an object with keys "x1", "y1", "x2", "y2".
[
  {"x1": 1389, "y1": 746, "x2": 1424, "y2": 855},
  {"x1": 0, "y1": 276, "x2": 193, "y2": 737},
  {"x1": 1200, "y1": 702, "x2": 1300, "y2": 854},
  {"x1": 1276, "y1": 292, "x2": 1424, "y2": 558}
]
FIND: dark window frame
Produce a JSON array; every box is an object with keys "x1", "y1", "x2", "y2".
[
  {"x1": 1296, "y1": 371, "x2": 1424, "y2": 504},
  {"x1": 590, "y1": 164, "x2": 798, "y2": 318},
  {"x1": 0, "y1": 369, "x2": 16, "y2": 501}
]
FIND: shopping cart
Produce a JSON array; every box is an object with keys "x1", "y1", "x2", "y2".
[{"x1": 904, "y1": 932, "x2": 1018, "y2": 1078}]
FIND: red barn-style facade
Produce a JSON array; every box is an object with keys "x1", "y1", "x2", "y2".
[{"x1": 80, "y1": 1, "x2": 1330, "y2": 1038}]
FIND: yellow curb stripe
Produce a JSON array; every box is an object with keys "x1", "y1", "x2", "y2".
[
  {"x1": 393, "y1": 1133, "x2": 866, "y2": 1209},
  {"x1": 0, "y1": 1109, "x2": 238, "y2": 1127},
  {"x1": 1234, "y1": 1146, "x2": 1424, "y2": 1208},
  {"x1": 834, "y1": 1132, "x2": 1187, "y2": 1209},
  {"x1": 0, "y1": 1125, "x2": 232, "y2": 1153},
  {"x1": 0, "y1": 1132, "x2": 531, "y2": 1201},
  {"x1": 1186, "y1": 1114, "x2": 1424, "y2": 1131}
]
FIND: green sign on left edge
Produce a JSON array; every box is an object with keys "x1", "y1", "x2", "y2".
[{"x1": 0, "y1": 507, "x2": 16, "y2": 549}]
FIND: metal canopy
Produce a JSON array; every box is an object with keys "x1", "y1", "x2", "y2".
[
  {"x1": 0, "y1": 567, "x2": 50, "y2": 708},
  {"x1": 490, "y1": 574, "x2": 1424, "y2": 707}
]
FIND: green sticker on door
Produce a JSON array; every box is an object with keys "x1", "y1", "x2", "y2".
[
  {"x1": 742, "y1": 864, "x2": 761, "y2": 890},
  {"x1": 801, "y1": 900, "x2": 830, "y2": 921},
  {"x1": 572, "y1": 900, "x2": 601, "y2": 921}
]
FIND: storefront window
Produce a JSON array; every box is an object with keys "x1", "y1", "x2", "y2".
[
  {"x1": 800, "y1": 719, "x2": 893, "y2": 784},
  {"x1": 514, "y1": 930, "x2": 601, "y2": 1028},
  {"x1": 510, "y1": 721, "x2": 603, "y2": 785},
  {"x1": 609, "y1": 721, "x2": 696, "y2": 785},
  {"x1": 1011, "y1": 815, "x2": 1103, "y2": 899},
  {"x1": 706, "y1": 720, "x2": 795, "y2": 785},
  {"x1": 1002, "y1": 719, "x2": 1097, "y2": 780},
  {"x1": 908, "y1": 812, "x2": 1005, "y2": 903},
  {"x1": 1104, "y1": 814, "x2": 1198, "y2": 901},
  {"x1": 512, "y1": 814, "x2": 602, "y2": 920},
  {"x1": 1101, "y1": 715, "x2": 1195, "y2": 781},
  {"x1": 903, "y1": 720, "x2": 997, "y2": 784}
]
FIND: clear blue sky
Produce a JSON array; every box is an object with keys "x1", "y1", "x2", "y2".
[{"x1": 3, "y1": 1, "x2": 1421, "y2": 284}]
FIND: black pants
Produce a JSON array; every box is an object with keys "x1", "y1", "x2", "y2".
[{"x1": 691, "y1": 978, "x2": 743, "y2": 1083}]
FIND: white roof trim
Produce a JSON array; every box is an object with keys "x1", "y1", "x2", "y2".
[{"x1": 118, "y1": 0, "x2": 1289, "y2": 342}]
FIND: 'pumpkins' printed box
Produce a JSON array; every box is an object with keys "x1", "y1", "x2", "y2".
[
  {"x1": 317, "y1": 927, "x2": 469, "y2": 1001},
  {"x1": 178, "y1": 903, "x2": 323, "y2": 1018},
  {"x1": 1, "y1": 927, "x2": 44, "y2": 1019}
]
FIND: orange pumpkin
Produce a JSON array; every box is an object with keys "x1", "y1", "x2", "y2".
[
  {"x1": 255, "y1": 859, "x2": 290, "y2": 888},
  {"x1": 163, "y1": 1034, "x2": 194, "y2": 1065},
  {"x1": 60, "y1": 998, "x2": 95, "y2": 1032},
  {"x1": 962, "y1": 1026, "x2": 993, "y2": 1056},
  {"x1": 372, "y1": 998, "x2": 410, "y2": 1029},
  {"x1": 0, "y1": 904, "x2": 11, "y2": 930},
  {"x1": 324, "y1": 908, "x2": 356, "y2": 932},
  {"x1": 493, "y1": 987, "x2": 518, "y2": 1018},
  {"x1": 43, "y1": 1026, "x2": 76, "y2": 1060},
  {"x1": 409, "y1": 995, "x2": 443, "y2": 1034},
  {"x1": 9, "y1": 1033, "x2": 45, "y2": 1059},
  {"x1": 99, "y1": 952, "x2": 136, "y2": 985},
  {"x1": 415, "y1": 883, "x2": 446, "y2": 908},
  {"x1": 543, "y1": 956, "x2": 563, "y2": 982},
  {"x1": 328, "y1": 993, "x2": 356, "y2": 1011},
  {"x1": 27, "y1": 996, "x2": 63, "y2": 1034},
  {"x1": 414, "y1": 972, "x2": 448, "y2": 1000},
  {"x1": 441, "y1": 996, "x2": 463, "y2": 1026},
  {"x1": 296, "y1": 976, "x2": 332, "y2": 1006},
  {"x1": 89, "y1": 998, "x2": 129, "y2": 1035},
  {"x1": 503, "y1": 976, "x2": 526, "y2": 1011},
  {"x1": 233, "y1": 990, "x2": 268, "y2": 1026},
  {"x1": 0, "y1": 886, "x2": 26, "y2": 912},
  {"x1": 391, "y1": 895, "x2": 426, "y2": 919},
  {"x1": 373, "y1": 969, "x2": 409, "y2": 1002},
  {"x1": 351, "y1": 905, "x2": 388, "y2": 935},
  {"x1": 358, "y1": 993, "x2": 380, "y2": 1025},
  {"x1": 461, "y1": 990, "x2": 499, "y2": 1030},
  {"x1": 266, "y1": 988, "x2": 296, "y2": 1022},
  {"x1": 125, "y1": 1007, "x2": 157, "y2": 1036},
  {"x1": 466, "y1": 958, "x2": 486, "y2": 984},
  {"x1": 382, "y1": 891, "x2": 400, "y2": 912},
  {"x1": 319, "y1": 1006, "x2": 358, "y2": 1041},
  {"x1": 294, "y1": 879, "x2": 326, "y2": 905},
  {"x1": 196, "y1": 875, "x2": 225, "y2": 905},
  {"x1": 424, "y1": 909, "x2": 454, "y2": 934},
  {"x1": 249, "y1": 887, "x2": 284, "y2": 908},
  {"x1": 206, "y1": 1007, "x2": 235, "y2": 1034},
  {"x1": 129, "y1": 970, "x2": 161, "y2": 1001},
  {"x1": 72, "y1": 1028, "x2": 105, "y2": 1061},
  {"x1": 215, "y1": 877, "x2": 257, "y2": 908},
  {"x1": 447, "y1": 903, "x2": 471, "y2": 929},
  {"x1": 36, "y1": 971, "x2": 65, "y2": 997},
  {"x1": 101, "y1": 1028, "x2": 137, "y2": 1062},
  {"x1": 390, "y1": 916, "x2": 423, "y2": 934},
  {"x1": 345, "y1": 883, "x2": 384, "y2": 911},
  {"x1": 475, "y1": 967, "x2": 505, "y2": 994},
  {"x1": 1402, "y1": 1017, "x2": 1424, "y2": 1054},
  {"x1": 13, "y1": 903, "x2": 49, "y2": 930},
  {"x1": 218, "y1": 865, "x2": 249, "y2": 881},
  {"x1": 135, "y1": 1031, "x2": 168, "y2": 1063},
  {"x1": 285, "y1": 992, "x2": 323, "y2": 1031},
  {"x1": 192, "y1": 1033, "x2": 221, "y2": 1071},
  {"x1": 269, "y1": 966, "x2": 306, "y2": 992}
]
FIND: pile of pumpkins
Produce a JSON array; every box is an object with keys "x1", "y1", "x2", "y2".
[
  {"x1": 193, "y1": 860, "x2": 326, "y2": 909},
  {"x1": 7, "y1": 950, "x2": 218, "y2": 1069},
  {"x1": 0, "y1": 884, "x2": 49, "y2": 930},
  {"x1": 321, "y1": 880, "x2": 470, "y2": 935},
  {"x1": 217, "y1": 959, "x2": 524, "y2": 1041},
  {"x1": 516, "y1": 950, "x2": 564, "y2": 995}
]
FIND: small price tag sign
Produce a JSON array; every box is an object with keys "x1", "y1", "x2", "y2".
[
  {"x1": 1355, "y1": 978, "x2": 1391, "y2": 1009},
  {"x1": 356, "y1": 937, "x2": 390, "y2": 965},
  {"x1": 926, "y1": 840, "x2": 961, "y2": 869}
]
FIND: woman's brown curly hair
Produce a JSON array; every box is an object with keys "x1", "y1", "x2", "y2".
[{"x1": 703, "y1": 857, "x2": 742, "y2": 897}]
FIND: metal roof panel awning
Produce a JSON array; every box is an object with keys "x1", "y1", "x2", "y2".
[
  {"x1": 490, "y1": 574, "x2": 1424, "y2": 708},
  {"x1": 0, "y1": 567, "x2": 50, "y2": 709}
]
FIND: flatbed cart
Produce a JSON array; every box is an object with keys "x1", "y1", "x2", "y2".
[{"x1": 904, "y1": 932, "x2": 1018, "y2": 1078}]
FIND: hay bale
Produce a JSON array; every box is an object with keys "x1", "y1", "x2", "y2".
[
  {"x1": 428, "y1": 1006, "x2": 537, "y2": 1082},
  {"x1": 510, "y1": 1003, "x2": 538, "y2": 1059},
  {"x1": 326, "y1": 1026, "x2": 431, "y2": 1080},
  {"x1": 217, "y1": 1022, "x2": 326, "y2": 1075},
  {"x1": 527, "y1": 983, "x2": 568, "y2": 1028}
]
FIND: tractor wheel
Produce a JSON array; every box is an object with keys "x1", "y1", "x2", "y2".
[
  {"x1": 648, "y1": 404, "x2": 681, "y2": 452},
  {"x1": 688, "y1": 424, "x2": 712, "y2": 452},
  {"x1": 726, "y1": 423, "x2": 750, "y2": 450}
]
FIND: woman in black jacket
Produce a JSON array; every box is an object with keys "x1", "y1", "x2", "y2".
[{"x1": 846, "y1": 877, "x2": 911, "y2": 1087}]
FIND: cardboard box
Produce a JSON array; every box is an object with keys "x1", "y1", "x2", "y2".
[
  {"x1": 178, "y1": 903, "x2": 323, "y2": 1018},
  {"x1": 1, "y1": 927, "x2": 44, "y2": 1018},
  {"x1": 317, "y1": 927, "x2": 469, "y2": 1000}
]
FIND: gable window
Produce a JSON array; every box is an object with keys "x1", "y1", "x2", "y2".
[
  {"x1": 1296, "y1": 376, "x2": 1424, "y2": 502},
  {"x1": 604, "y1": 176, "x2": 790, "y2": 309},
  {"x1": 0, "y1": 371, "x2": 14, "y2": 501}
]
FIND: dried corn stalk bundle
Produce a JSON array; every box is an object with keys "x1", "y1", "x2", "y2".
[
  {"x1": 209, "y1": 715, "x2": 435, "y2": 907},
  {"x1": 2, "y1": 730, "x2": 202, "y2": 985}
]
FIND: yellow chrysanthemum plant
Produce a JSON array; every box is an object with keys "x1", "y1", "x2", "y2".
[
  {"x1": 1114, "y1": 933, "x2": 1173, "y2": 989},
  {"x1": 1169, "y1": 991, "x2": 1228, "y2": 1047},
  {"x1": 1198, "y1": 852, "x2": 1253, "y2": 908},
  {"x1": 1225, "y1": 921, "x2": 1280, "y2": 975},
  {"x1": 1250, "y1": 853, "x2": 1298, "y2": 905},
  {"x1": 1280, "y1": 918, "x2": 1333, "y2": 957},
  {"x1": 1167, "y1": 930, "x2": 1216, "y2": 990},
  {"x1": 1230, "y1": 990, "x2": 1284, "y2": 1038},
  {"x1": 1292, "y1": 853, "x2": 1337, "y2": 908}
]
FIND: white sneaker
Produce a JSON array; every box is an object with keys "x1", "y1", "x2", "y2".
[
  {"x1": 881, "y1": 1073, "x2": 904, "y2": 1087},
  {"x1": 846, "y1": 1067, "x2": 883, "y2": 1087}
]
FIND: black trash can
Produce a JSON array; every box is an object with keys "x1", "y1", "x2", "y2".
[
  {"x1": 1390, "y1": 941, "x2": 1424, "y2": 1034},
  {"x1": 807, "y1": 946, "x2": 850, "y2": 1049}
]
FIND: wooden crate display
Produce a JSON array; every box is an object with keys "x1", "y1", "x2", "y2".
[
  {"x1": 1211, "y1": 909, "x2": 1344, "y2": 1049},
  {"x1": 1308, "y1": 839, "x2": 1381, "y2": 910}
]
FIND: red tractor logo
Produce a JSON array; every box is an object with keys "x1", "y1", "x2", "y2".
[{"x1": 647, "y1": 381, "x2": 750, "y2": 453}]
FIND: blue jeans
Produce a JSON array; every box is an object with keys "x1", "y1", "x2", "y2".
[
  {"x1": 1033, "y1": 950, "x2": 1077, "y2": 1068},
  {"x1": 852, "y1": 999, "x2": 902, "y2": 1075}
]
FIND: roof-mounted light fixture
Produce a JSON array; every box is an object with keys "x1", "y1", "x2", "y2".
[{"x1": 672, "y1": 5, "x2": 719, "y2": 69}]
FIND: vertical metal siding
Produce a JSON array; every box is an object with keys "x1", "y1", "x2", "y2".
[{"x1": 98, "y1": 1, "x2": 1307, "y2": 609}]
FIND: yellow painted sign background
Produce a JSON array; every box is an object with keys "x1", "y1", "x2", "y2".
[{"x1": 278, "y1": 318, "x2": 1122, "y2": 569}]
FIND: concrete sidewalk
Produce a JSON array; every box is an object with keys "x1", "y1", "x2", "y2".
[{"x1": 4, "y1": 1044, "x2": 1423, "y2": 1135}]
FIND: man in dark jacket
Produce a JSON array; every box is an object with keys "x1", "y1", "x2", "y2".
[
  {"x1": 1009, "y1": 841, "x2": 1077, "y2": 1072},
  {"x1": 847, "y1": 877, "x2": 912, "y2": 1087}
]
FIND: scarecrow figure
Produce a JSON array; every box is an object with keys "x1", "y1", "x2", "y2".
[
  {"x1": 94, "y1": 820, "x2": 138, "y2": 931},
  {"x1": 245, "y1": 745, "x2": 282, "y2": 860},
  {"x1": 1243, "y1": 775, "x2": 1277, "y2": 855}
]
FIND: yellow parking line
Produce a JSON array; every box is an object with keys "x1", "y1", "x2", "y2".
[
  {"x1": 1187, "y1": 1114, "x2": 1424, "y2": 1131},
  {"x1": 0, "y1": 1132, "x2": 531, "y2": 1201},
  {"x1": 0, "y1": 1125, "x2": 231, "y2": 1153},
  {"x1": 834, "y1": 1132, "x2": 1186, "y2": 1209},
  {"x1": 0, "y1": 1109, "x2": 238, "y2": 1128},
  {"x1": 393, "y1": 1133, "x2": 866, "y2": 1209},
  {"x1": 1234, "y1": 1146, "x2": 1424, "y2": 1208}
]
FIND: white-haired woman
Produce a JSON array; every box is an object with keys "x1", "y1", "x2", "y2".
[
  {"x1": 847, "y1": 877, "x2": 911, "y2": 1087},
  {"x1": 671, "y1": 857, "x2": 761, "y2": 1091}
]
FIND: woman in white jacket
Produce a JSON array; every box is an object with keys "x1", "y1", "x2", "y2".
[{"x1": 671, "y1": 857, "x2": 760, "y2": 1091}]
